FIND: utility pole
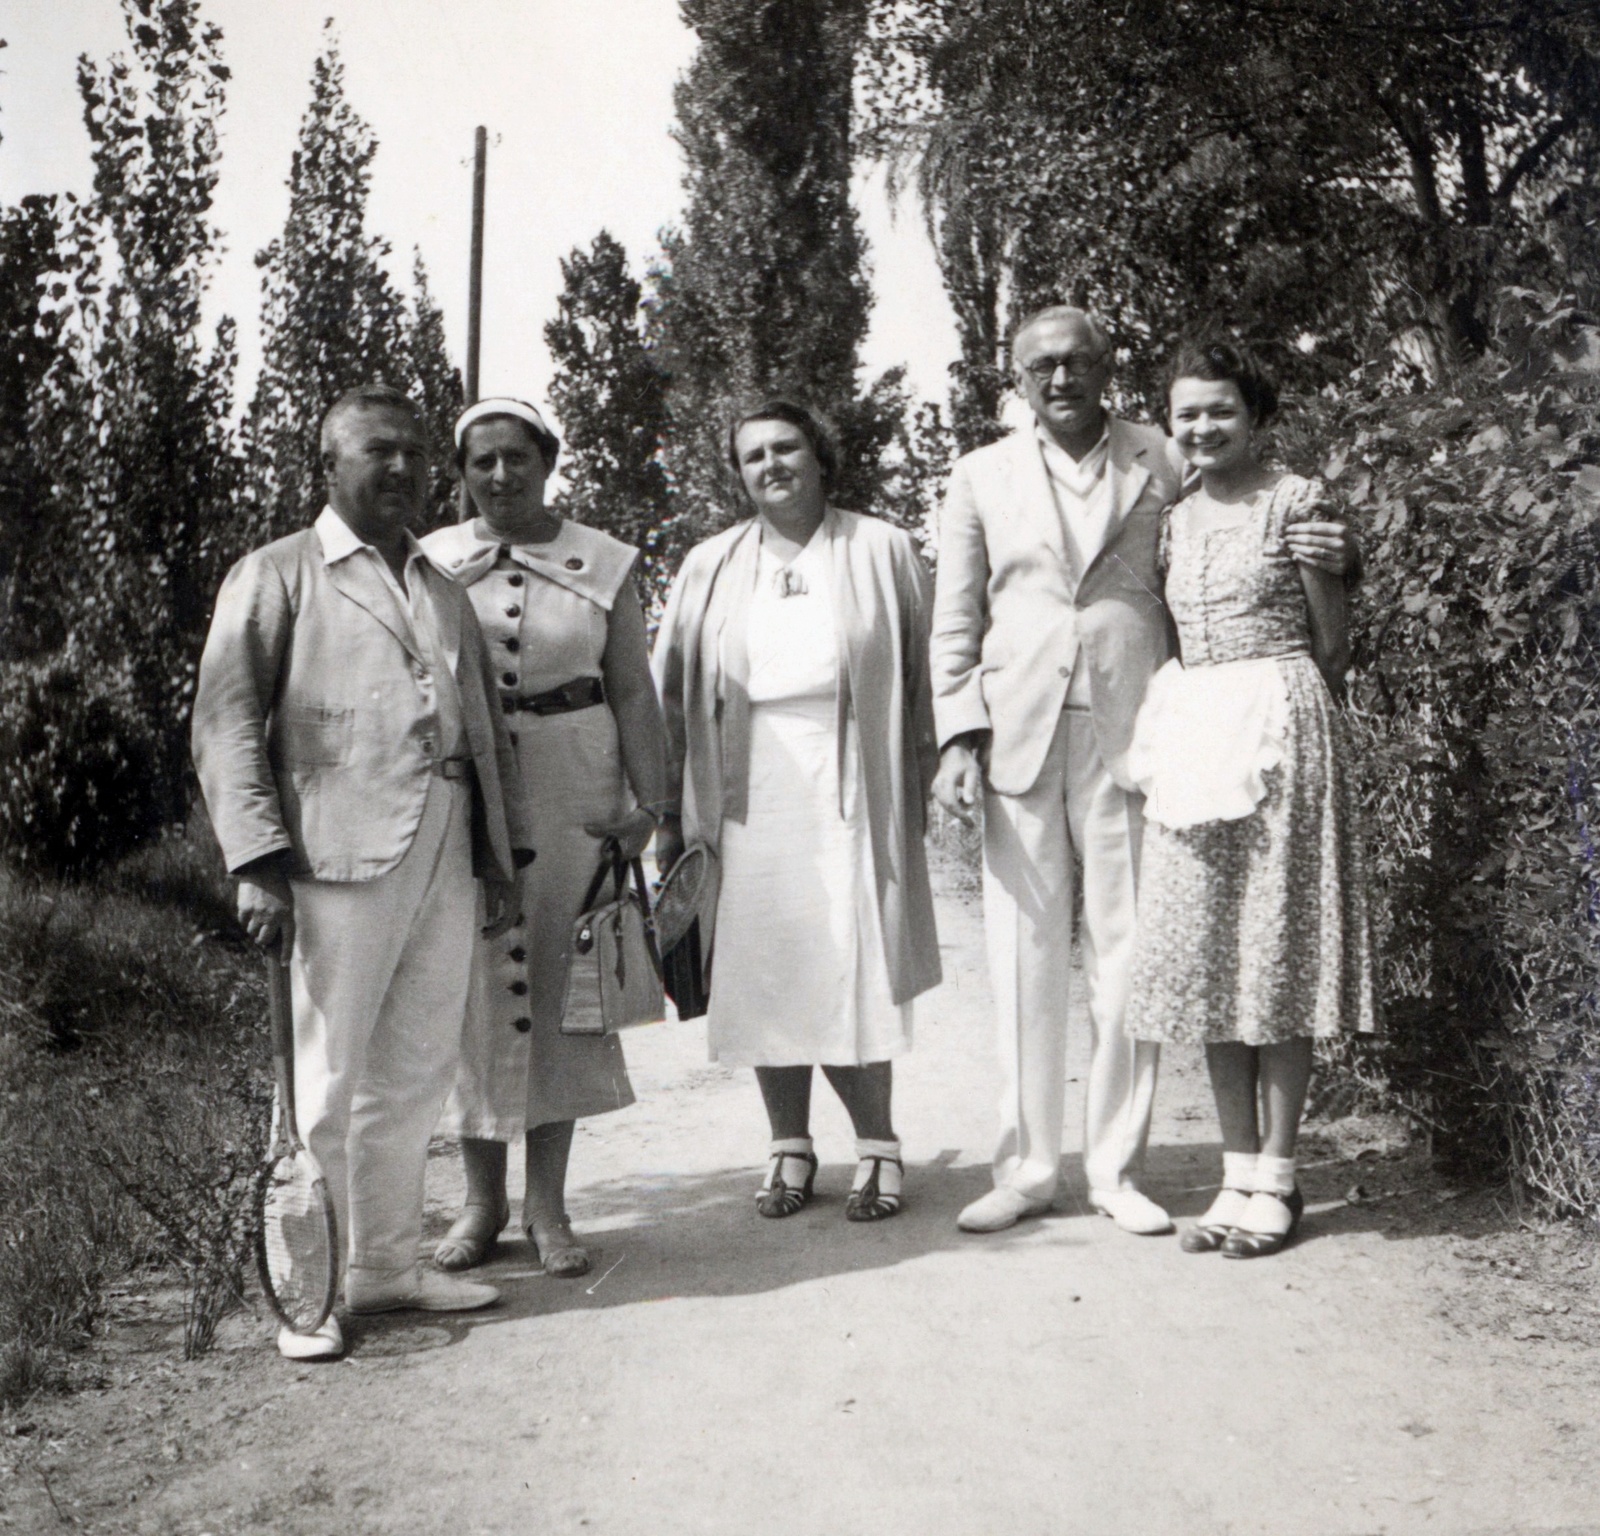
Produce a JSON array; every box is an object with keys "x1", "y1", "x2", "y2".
[{"x1": 460, "y1": 125, "x2": 488, "y2": 520}]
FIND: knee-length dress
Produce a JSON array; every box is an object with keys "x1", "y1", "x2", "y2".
[
  {"x1": 421, "y1": 518, "x2": 637, "y2": 1135},
  {"x1": 1123, "y1": 475, "x2": 1376, "y2": 1046},
  {"x1": 705, "y1": 529, "x2": 913, "y2": 1068}
]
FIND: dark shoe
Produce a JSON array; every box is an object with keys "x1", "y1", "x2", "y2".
[
  {"x1": 1179, "y1": 1188, "x2": 1253, "y2": 1253},
  {"x1": 756, "y1": 1148, "x2": 818, "y2": 1219},
  {"x1": 1220, "y1": 1188, "x2": 1304, "y2": 1259},
  {"x1": 845, "y1": 1154, "x2": 903, "y2": 1222}
]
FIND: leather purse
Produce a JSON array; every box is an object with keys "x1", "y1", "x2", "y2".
[
  {"x1": 653, "y1": 844, "x2": 719, "y2": 1022},
  {"x1": 561, "y1": 840, "x2": 666, "y2": 1036}
]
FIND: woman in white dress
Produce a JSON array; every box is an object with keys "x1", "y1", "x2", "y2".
[
  {"x1": 653, "y1": 401, "x2": 941, "y2": 1221},
  {"x1": 422, "y1": 399, "x2": 669, "y2": 1277}
]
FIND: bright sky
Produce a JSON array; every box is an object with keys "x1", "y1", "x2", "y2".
[{"x1": 0, "y1": 0, "x2": 960, "y2": 431}]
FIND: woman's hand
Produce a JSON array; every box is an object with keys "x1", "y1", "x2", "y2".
[
  {"x1": 584, "y1": 807, "x2": 658, "y2": 863},
  {"x1": 481, "y1": 872, "x2": 522, "y2": 939},
  {"x1": 653, "y1": 813, "x2": 686, "y2": 878}
]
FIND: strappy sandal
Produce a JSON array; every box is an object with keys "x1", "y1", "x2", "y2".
[
  {"x1": 527, "y1": 1215, "x2": 591, "y2": 1279},
  {"x1": 434, "y1": 1198, "x2": 510, "y2": 1271},
  {"x1": 1220, "y1": 1187, "x2": 1304, "y2": 1260},
  {"x1": 1179, "y1": 1188, "x2": 1253, "y2": 1254},
  {"x1": 756, "y1": 1148, "x2": 818, "y2": 1219},
  {"x1": 845, "y1": 1154, "x2": 903, "y2": 1222}
]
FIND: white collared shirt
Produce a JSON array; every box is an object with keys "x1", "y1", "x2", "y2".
[
  {"x1": 315, "y1": 506, "x2": 468, "y2": 760},
  {"x1": 1035, "y1": 422, "x2": 1113, "y2": 706}
]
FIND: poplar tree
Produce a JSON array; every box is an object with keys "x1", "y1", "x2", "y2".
[
  {"x1": 650, "y1": 0, "x2": 906, "y2": 533},
  {"x1": 28, "y1": 0, "x2": 239, "y2": 820},
  {"x1": 544, "y1": 232, "x2": 673, "y2": 596},
  {"x1": 243, "y1": 31, "x2": 460, "y2": 544}
]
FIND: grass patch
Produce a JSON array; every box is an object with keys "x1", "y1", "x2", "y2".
[{"x1": 0, "y1": 824, "x2": 269, "y2": 1406}]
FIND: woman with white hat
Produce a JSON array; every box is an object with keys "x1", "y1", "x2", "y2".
[{"x1": 422, "y1": 398, "x2": 669, "y2": 1278}]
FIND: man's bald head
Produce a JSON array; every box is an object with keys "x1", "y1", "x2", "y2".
[{"x1": 1010, "y1": 305, "x2": 1112, "y2": 366}]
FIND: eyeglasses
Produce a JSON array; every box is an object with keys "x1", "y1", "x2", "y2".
[{"x1": 1021, "y1": 351, "x2": 1108, "y2": 383}]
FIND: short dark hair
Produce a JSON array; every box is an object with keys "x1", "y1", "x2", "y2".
[
  {"x1": 455, "y1": 412, "x2": 560, "y2": 475},
  {"x1": 726, "y1": 399, "x2": 839, "y2": 495},
  {"x1": 1166, "y1": 339, "x2": 1279, "y2": 425},
  {"x1": 320, "y1": 383, "x2": 425, "y2": 457}
]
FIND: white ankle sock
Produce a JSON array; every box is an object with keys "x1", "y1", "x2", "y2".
[
  {"x1": 765, "y1": 1137, "x2": 814, "y2": 1189},
  {"x1": 1254, "y1": 1154, "x2": 1297, "y2": 1196},
  {"x1": 1240, "y1": 1155, "x2": 1298, "y2": 1236},
  {"x1": 1201, "y1": 1152, "x2": 1258, "y2": 1227},
  {"x1": 852, "y1": 1138, "x2": 902, "y2": 1195}
]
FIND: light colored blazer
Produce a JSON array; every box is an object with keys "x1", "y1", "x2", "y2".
[
  {"x1": 652, "y1": 507, "x2": 942, "y2": 1007},
  {"x1": 192, "y1": 510, "x2": 533, "y2": 883},
  {"x1": 930, "y1": 416, "x2": 1183, "y2": 795}
]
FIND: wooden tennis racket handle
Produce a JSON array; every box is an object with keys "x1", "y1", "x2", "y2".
[{"x1": 266, "y1": 944, "x2": 300, "y2": 1144}]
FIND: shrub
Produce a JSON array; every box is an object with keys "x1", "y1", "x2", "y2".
[
  {"x1": 0, "y1": 830, "x2": 270, "y2": 1401},
  {"x1": 0, "y1": 655, "x2": 169, "y2": 880}
]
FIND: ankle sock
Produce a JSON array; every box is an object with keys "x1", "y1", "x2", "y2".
[
  {"x1": 764, "y1": 1137, "x2": 814, "y2": 1190},
  {"x1": 852, "y1": 1138, "x2": 902, "y2": 1195},
  {"x1": 1200, "y1": 1151, "x2": 1258, "y2": 1227},
  {"x1": 1240, "y1": 1154, "x2": 1298, "y2": 1236}
]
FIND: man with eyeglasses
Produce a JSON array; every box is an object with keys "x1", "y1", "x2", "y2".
[{"x1": 930, "y1": 306, "x2": 1353, "y2": 1238}]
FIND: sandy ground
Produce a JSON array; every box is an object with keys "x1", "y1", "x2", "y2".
[{"x1": 3, "y1": 846, "x2": 1599, "y2": 1536}]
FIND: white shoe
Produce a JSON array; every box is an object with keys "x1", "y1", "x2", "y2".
[
  {"x1": 1088, "y1": 1187, "x2": 1174, "y2": 1235},
  {"x1": 277, "y1": 1314, "x2": 344, "y2": 1361},
  {"x1": 345, "y1": 1266, "x2": 501, "y2": 1315},
  {"x1": 957, "y1": 1186, "x2": 1052, "y2": 1233}
]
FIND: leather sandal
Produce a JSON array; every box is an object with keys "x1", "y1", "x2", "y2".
[
  {"x1": 756, "y1": 1148, "x2": 818, "y2": 1219},
  {"x1": 434, "y1": 1198, "x2": 510, "y2": 1271},
  {"x1": 527, "y1": 1215, "x2": 591, "y2": 1279},
  {"x1": 1179, "y1": 1188, "x2": 1252, "y2": 1254},
  {"x1": 1221, "y1": 1187, "x2": 1304, "y2": 1259},
  {"x1": 845, "y1": 1154, "x2": 903, "y2": 1222}
]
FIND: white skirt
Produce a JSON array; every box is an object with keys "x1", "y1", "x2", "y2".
[{"x1": 706, "y1": 695, "x2": 911, "y2": 1068}]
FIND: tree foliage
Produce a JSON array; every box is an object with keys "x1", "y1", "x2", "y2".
[
  {"x1": 650, "y1": 0, "x2": 908, "y2": 530},
  {"x1": 24, "y1": 0, "x2": 240, "y2": 822},
  {"x1": 242, "y1": 30, "x2": 460, "y2": 545},
  {"x1": 545, "y1": 232, "x2": 674, "y2": 596},
  {"x1": 866, "y1": 0, "x2": 1600, "y2": 425}
]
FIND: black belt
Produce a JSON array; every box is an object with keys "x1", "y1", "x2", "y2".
[{"x1": 503, "y1": 676, "x2": 606, "y2": 716}]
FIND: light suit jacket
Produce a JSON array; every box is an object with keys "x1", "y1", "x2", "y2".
[
  {"x1": 652, "y1": 507, "x2": 942, "y2": 1006},
  {"x1": 192, "y1": 510, "x2": 533, "y2": 883},
  {"x1": 930, "y1": 417, "x2": 1183, "y2": 795}
]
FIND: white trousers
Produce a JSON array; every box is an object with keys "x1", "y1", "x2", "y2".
[
  {"x1": 289, "y1": 775, "x2": 475, "y2": 1279},
  {"x1": 982, "y1": 710, "x2": 1160, "y2": 1198}
]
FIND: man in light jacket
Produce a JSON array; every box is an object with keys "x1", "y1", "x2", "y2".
[
  {"x1": 193, "y1": 384, "x2": 535, "y2": 1358},
  {"x1": 931, "y1": 307, "x2": 1352, "y2": 1236}
]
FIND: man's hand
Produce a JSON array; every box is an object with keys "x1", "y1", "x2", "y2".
[
  {"x1": 584, "y1": 807, "x2": 657, "y2": 863},
  {"x1": 932, "y1": 739, "x2": 986, "y2": 825},
  {"x1": 654, "y1": 813, "x2": 686, "y2": 879},
  {"x1": 1285, "y1": 519, "x2": 1357, "y2": 576},
  {"x1": 237, "y1": 855, "x2": 294, "y2": 952},
  {"x1": 481, "y1": 872, "x2": 523, "y2": 939}
]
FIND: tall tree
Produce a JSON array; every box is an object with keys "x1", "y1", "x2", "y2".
[
  {"x1": 650, "y1": 0, "x2": 905, "y2": 532},
  {"x1": 0, "y1": 193, "x2": 69, "y2": 658},
  {"x1": 30, "y1": 0, "x2": 239, "y2": 816},
  {"x1": 544, "y1": 232, "x2": 673, "y2": 596},
  {"x1": 866, "y1": 0, "x2": 1600, "y2": 419},
  {"x1": 243, "y1": 31, "x2": 460, "y2": 543}
]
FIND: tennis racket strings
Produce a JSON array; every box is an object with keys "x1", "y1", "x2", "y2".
[{"x1": 259, "y1": 1145, "x2": 338, "y2": 1332}]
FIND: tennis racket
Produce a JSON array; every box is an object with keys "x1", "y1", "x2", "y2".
[{"x1": 255, "y1": 944, "x2": 339, "y2": 1334}]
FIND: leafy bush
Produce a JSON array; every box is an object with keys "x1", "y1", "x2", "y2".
[
  {"x1": 1278, "y1": 289, "x2": 1600, "y2": 1205},
  {"x1": 0, "y1": 830, "x2": 270, "y2": 1401},
  {"x1": 0, "y1": 656, "x2": 169, "y2": 880}
]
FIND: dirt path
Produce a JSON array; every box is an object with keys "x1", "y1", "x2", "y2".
[{"x1": 4, "y1": 849, "x2": 1599, "y2": 1535}]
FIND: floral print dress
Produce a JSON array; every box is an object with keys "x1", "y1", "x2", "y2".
[{"x1": 1123, "y1": 475, "x2": 1377, "y2": 1046}]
